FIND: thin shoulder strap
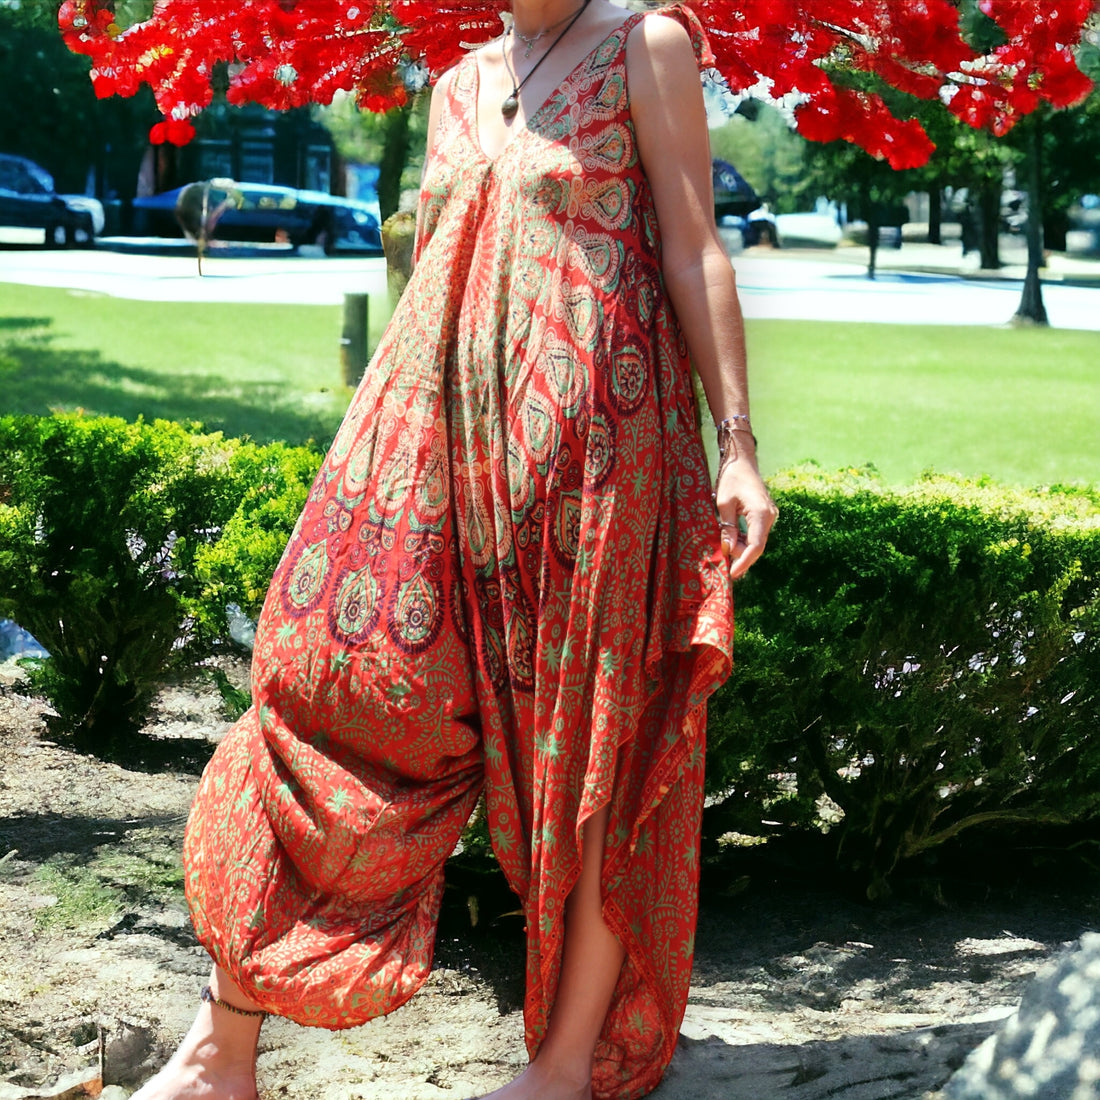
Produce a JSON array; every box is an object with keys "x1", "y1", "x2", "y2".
[{"x1": 628, "y1": 4, "x2": 716, "y2": 71}]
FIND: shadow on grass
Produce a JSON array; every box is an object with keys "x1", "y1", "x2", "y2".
[
  {"x1": 0, "y1": 316, "x2": 347, "y2": 445},
  {"x1": 0, "y1": 811, "x2": 187, "y2": 864}
]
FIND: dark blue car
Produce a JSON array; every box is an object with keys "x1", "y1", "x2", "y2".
[
  {"x1": 0, "y1": 153, "x2": 104, "y2": 247},
  {"x1": 132, "y1": 179, "x2": 383, "y2": 254}
]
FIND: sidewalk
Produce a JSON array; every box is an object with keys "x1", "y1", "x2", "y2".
[{"x1": 764, "y1": 225, "x2": 1100, "y2": 287}]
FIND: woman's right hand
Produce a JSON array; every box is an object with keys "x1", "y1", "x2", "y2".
[{"x1": 715, "y1": 451, "x2": 777, "y2": 581}]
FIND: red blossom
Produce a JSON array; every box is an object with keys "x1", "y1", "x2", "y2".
[
  {"x1": 58, "y1": 0, "x2": 1098, "y2": 168},
  {"x1": 149, "y1": 117, "x2": 197, "y2": 145}
]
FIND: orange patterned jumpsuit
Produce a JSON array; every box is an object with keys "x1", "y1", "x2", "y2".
[{"x1": 183, "y1": 7, "x2": 733, "y2": 1098}]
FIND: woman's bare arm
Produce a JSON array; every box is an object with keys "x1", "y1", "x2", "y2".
[
  {"x1": 627, "y1": 13, "x2": 777, "y2": 578},
  {"x1": 423, "y1": 70, "x2": 450, "y2": 184}
]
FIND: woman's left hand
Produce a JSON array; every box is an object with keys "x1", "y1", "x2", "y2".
[{"x1": 715, "y1": 458, "x2": 777, "y2": 580}]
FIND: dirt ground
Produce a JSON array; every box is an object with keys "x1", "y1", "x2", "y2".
[{"x1": 1, "y1": 662, "x2": 1097, "y2": 1100}]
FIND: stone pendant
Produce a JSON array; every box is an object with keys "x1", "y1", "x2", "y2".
[{"x1": 502, "y1": 94, "x2": 519, "y2": 119}]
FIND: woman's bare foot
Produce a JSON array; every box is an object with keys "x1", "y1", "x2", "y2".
[
  {"x1": 480, "y1": 1060, "x2": 592, "y2": 1100},
  {"x1": 131, "y1": 970, "x2": 263, "y2": 1100},
  {"x1": 477, "y1": 805, "x2": 622, "y2": 1100}
]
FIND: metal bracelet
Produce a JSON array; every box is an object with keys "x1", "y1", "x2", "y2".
[{"x1": 716, "y1": 415, "x2": 757, "y2": 463}]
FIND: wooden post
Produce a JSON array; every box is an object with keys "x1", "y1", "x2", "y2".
[{"x1": 341, "y1": 292, "x2": 370, "y2": 388}]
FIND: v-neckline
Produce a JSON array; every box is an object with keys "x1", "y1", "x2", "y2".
[{"x1": 470, "y1": 14, "x2": 641, "y2": 165}]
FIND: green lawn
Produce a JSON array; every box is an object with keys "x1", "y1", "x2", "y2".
[
  {"x1": 1, "y1": 284, "x2": 1096, "y2": 485},
  {"x1": 0, "y1": 283, "x2": 391, "y2": 445},
  {"x1": 747, "y1": 319, "x2": 1099, "y2": 487}
]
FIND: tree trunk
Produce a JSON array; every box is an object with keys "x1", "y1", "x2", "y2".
[
  {"x1": 862, "y1": 185, "x2": 879, "y2": 279},
  {"x1": 377, "y1": 106, "x2": 412, "y2": 222},
  {"x1": 1043, "y1": 209, "x2": 1069, "y2": 253},
  {"x1": 867, "y1": 217, "x2": 880, "y2": 280},
  {"x1": 978, "y1": 181, "x2": 1001, "y2": 269},
  {"x1": 1014, "y1": 114, "x2": 1048, "y2": 326},
  {"x1": 927, "y1": 186, "x2": 942, "y2": 245}
]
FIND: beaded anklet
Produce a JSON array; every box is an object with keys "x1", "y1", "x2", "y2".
[{"x1": 200, "y1": 984, "x2": 267, "y2": 1019}]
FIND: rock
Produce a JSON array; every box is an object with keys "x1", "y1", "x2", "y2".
[
  {"x1": 100, "y1": 1019, "x2": 159, "y2": 1088},
  {"x1": 0, "y1": 1067, "x2": 99, "y2": 1099},
  {"x1": 225, "y1": 603, "x2": 256, "y2": 650},
  {"x1": 98, "y1": 1088, "x2": 131, "y2": 1100},
  {"x1": 942, "y1": 932, "x2": 1100, "y2": 1100}
]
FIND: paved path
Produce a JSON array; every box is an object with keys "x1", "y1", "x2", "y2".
[
  {"x1": 2, "y1": 241, "x2": 1098, "y2": 330},
  {"x1": 733, "y1": 253, "x2": 1100, "y2": 331},
  {"x1": 0, "y1": 247, "x2": 387, "y2": 306}
]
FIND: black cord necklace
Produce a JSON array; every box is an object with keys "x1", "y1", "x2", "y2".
[{"x1": 501, "y1": 0, "x2": 591, "y2": 119}]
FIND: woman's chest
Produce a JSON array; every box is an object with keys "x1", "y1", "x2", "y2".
[{"x1": 424, "y1": 57, "x2": 646, "y2": 223}]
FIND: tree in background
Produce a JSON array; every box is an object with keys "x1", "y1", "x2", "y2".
[
  {"x1": 57, "y1": 0, "x2": 1097, "y2": 316},
  {"x1": 0, "y1": 0, "x2": 154, "y2": 198},
  {"x1": 924, "y1": 118, "x2": 1014, "y2": 270},
  {"x1": 774, "y1": 0, "x2": 1098, "y2": 315},
  {"x1": 800, "y1": 139, "x2": 916, "y2": 279},
  {"x1": 60, "y1": 0, "x2": 1095, "y2": 166},
  {"x1": 317, "y1": 95, "x2": 430, "y2": 221},
  {"x1": 1039, "y1": 89, "x2": 1100, "y2": 252},
  {"x1": 708, "y1": 103, "x2": 805, "y2": 216}
]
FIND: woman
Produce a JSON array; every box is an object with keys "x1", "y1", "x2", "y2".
[{"x1": 136, "y1": 2, "x2": 776, "y2": 1099}]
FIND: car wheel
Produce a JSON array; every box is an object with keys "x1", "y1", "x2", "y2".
[
  {"x1": 756, "y1": 222, "x2": 780, "y2": 248},
  {"x1": 319, "y1": 213, "x2": 340, "y2": 256},
  {"x1": 44, "y1": 223, "x2": 65, "y2": 248},
  {"x1": 74, "y1": 213, "x2": 95, "y2": 248}
]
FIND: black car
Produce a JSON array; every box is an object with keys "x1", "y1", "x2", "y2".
[
  {"x1": 712, "y1": 159, "x2": 761, "y2": 220},
  {"x1": 132, "y1": 180, "x2": 383, "y2": 254},
  {"x1": 0, "y1": 154, "x2": 103, "y2": 247}
]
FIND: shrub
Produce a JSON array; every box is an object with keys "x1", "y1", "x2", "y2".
[
  {"x1": 0, "y1": 415, "x2": 242, "y2": 752},
  {"x1": 706, "y1": 467, "x2": 1100, "y2": 898},
  {"x1": 0, "y1": 415, "x2": 320, "y2": 756},
  {"x1": 185, "y1": 440, "x2": 322, "y2": 641},
  {"x1": 6, "y1": 412, "x2": 1098, "y2": 898}
]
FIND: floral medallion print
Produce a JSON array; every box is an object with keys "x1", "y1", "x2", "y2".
[{"x1": 182, "y1": 7, "x2": 732, "y2": 1099}]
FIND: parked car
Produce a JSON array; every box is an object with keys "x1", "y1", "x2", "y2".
[
  {"x1": 712, "y1": 160, "x2": 782, "y2": 247},
  {"x1": 132, "y1": 180, "x2": 383, "y2": 254},
  {"x1": 717, "y1": 210, "x2": 781, "y2": 249},
  {"x1": 713, "y1": 159, "x2": 760, "y2": 219},
  {"x1": 945, "y1": 186, "x2": 1030, "y2": 235},
  {"x1": 774, "y1": 210, "x2": 842, "y2": 248},
  {"x1": 0, "y1": 153, "x2": 104, "y2": 247}
]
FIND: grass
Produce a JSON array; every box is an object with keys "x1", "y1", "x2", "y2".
[
  {"x1": 31, "y1": 830, "x2": 186, "y2": 932},
  {"x1": 0, "y1": 283, "x2": 393, "y2": 446},
  {"x1": 747, "y1": 320, "x2": 1100, "y2": 487},
  {"x1": 33, "y1": 862, "x2": 122, "y2": 932},
  {"x1": 1, "y1": 284, "x2": 1096, "y2": 485}
]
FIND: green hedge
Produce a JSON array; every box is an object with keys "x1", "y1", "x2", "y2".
[
  {"x1": 706, "y1": 467, "x2": 1100, "y2": 897},
  {"x1": 0, "y1": 415, "x2": 320, "y2": 753},
  {"x1": 185, "y1": 440, "x2": 322, "y2": 637},
  {"x1": 3, "y1": 416, "x2": 1098, "y2": 896}
]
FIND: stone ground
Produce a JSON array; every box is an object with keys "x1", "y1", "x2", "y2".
[{"x1": 1, "y1": 663, "x2": 1097, "y2": 1100}]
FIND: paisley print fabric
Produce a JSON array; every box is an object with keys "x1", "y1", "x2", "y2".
[{"x1": 183, "y1": 6, "x2": 732, "y2": 1098}]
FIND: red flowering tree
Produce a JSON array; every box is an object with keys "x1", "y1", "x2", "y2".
[{"x1": 60, "y1": 0, "x2": 1097, "y2": 167}]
